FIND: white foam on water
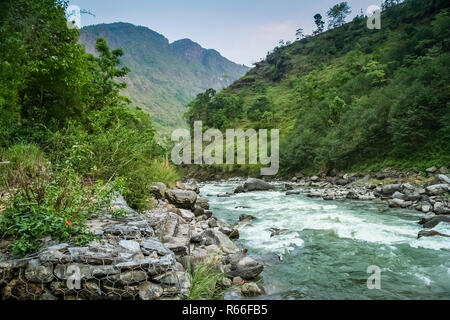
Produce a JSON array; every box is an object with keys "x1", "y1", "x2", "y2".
[{"x1": 202, "y1": 184, "x2": 450, "y2": 252}]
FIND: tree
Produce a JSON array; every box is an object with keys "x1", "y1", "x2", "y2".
[
  {"x1": 296, "y1": 28, "x2": 304, "y2": 41},
  {"x1": 381, "y1": 0, "x2": 403, "y2": 11},
  {"x1": 327, "y1": 2, "x2": 352, "y2": 29},
  {"x1": 313, "y1": 14, "x2": 325, "y2": 35}
]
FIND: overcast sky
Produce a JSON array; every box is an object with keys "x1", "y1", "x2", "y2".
[{"x1": 69, "y1": 0, "x2": 381, "y2": 66}]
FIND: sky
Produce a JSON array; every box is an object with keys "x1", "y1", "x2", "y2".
[{"x1": 68, "y1": 0, "x2": 382, "y2": 66}]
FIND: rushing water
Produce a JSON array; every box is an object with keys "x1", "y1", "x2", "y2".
[{"x1": 200, "y1": 182, "x2": 450, "y2": 300}]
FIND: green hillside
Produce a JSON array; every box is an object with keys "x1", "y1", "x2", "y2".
[
  {"x1": 79, "y1": 23, "x2": 249, "y2": 134},
  {"x1": 185, "y1": 0, "x2": 450, "y2": 176}
]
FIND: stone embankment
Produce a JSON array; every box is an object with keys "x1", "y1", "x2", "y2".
[{"x1": 0, "y1": 182, "x2": 264, "y2": 300}]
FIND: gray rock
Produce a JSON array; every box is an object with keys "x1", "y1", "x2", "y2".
[
  {"x1": 105, "y1": 270, "x2": 148, "y2": 285},
  {"x1": 119, "y1": 240, "x2": 141, "y2": 254},
  {"x1": 109, "y1": 194, "x2": 138, "y2": 215},
  {"x1": 185, "y1": 182, "x2": 200, "y2": 194},
  {"x1": 437, "y1": 174, "x2": 450, "y2": 185},
  {"x1": 234, "y1": 186, "x2": 245, "y2": 194},
  {"x1": 208, "y1": 218, "x2": 218, "y2": 228},
  {"x1": 433, "y1": 202, "x2": 450, "y2": 214},
  {"x1": 418, "y1": 230, "x2": 450, "y2": 239},
  {"x1": 193, "y1": 207, "x2": 205, "y2": 217},
  {"x1": 346, "y1": 191, "x2": 359, "y2": 200},
  {"x1": 178, "y1": 209, "x2": 195, "y2": 221},
  {"x1": 228, "y1": 256, "x2": 264, "y2": 280},
  {"x1": 138, "y1": 282, "x2": 164, "y2": 300},
  {"x1": 241, "y1": 282, "x2": 263, "y2": 296},
  {"x1": 420, "y1": 216, "x2": 450, "y2": 228},
  {"x1": 141, "y1": 238, "x2": 171, "y2": 256},
  {"x1": 286, "y1": 191, "x2": 301, "y2": 195},
  {"x1": 39, "y1": 250, "x2": 71, "y2": 264},
  {"x1": 426, "y1": 166, "x2": 437, "y2": 174},
  {"x1": 54, "y1": 264, "x2": 119, "y2": 280},
  {"x1": 150, "y1": 182, "x2": 167, "y2": 199},
  {"x1": 164, "y1": 237, "x2": 189, "y2": 255},
  {"x1": 221, "y1": 278, "x2": 232, "y2": 288},
  {"x1": 239, "y1": 214, "x2": 255, "y2": 221},
  {"x1": 382, "y1": 184, "x2": 401, "y2": 196},
  {"x1": 392, "y1": 191, "x2": 407, "y2": 200},
  {"x1": 426, "y1": 184, "x2": 450, "y2": 196},
  {"x1": 243, "y1": 178, "x2": 274, "y2": 192},
  {"x1": 421, "y1": 203, "x2": 432, "y2": 213},
  {"x1": 439, "y1": 167, "x2": 448, "y2": 174},
  {"x1": 25, "y1": 259, "x2": 54, "y2": 283},
  {"x1": 388, "y1": 198, "x2": 405, "y2": 208},
  {"x1": 195, "y1": 196, "x2": 210, "y2": 210},
  {"x1": 202, "y1": 229, "x2": 239, "y2": 254},
  {"x1": 165, "y1": 189, "x2": 198, "y2": 210}
]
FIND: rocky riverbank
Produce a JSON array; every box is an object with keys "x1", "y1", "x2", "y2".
[{"x1": 0, "y1": 183, "x2": 264, "y2": 300}]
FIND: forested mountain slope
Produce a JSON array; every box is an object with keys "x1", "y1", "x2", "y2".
[
  {"x1": 80, "y1": 23, "x2": 249, "y2": 133},
  {"x1": 185, "y1": 0, "x2": 450, "y2": 176}
]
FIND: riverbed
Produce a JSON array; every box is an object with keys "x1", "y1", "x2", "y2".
[{"x1": 200, "y1": 182, "x2": 450, "y2": 300}]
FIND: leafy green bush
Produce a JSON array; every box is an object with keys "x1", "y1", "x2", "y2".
[{"x1": 0, "y1": 144, "x2": 120, "y2": 256}]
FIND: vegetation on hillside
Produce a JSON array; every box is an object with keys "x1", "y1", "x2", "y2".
[
  {"x1": 0, "y1": 0, "x2": 178, "y2": 255},
  {"x1": 185, "y1": 0, "x2": 450, "y2": 176}
]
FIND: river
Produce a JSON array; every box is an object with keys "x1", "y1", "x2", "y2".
[{"x1": 200, "y1": 182, "x2": 450, "y2": 300}]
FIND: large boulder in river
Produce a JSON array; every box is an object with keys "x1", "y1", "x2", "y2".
[
  {"x1": 235, "y1": 178, "x2": 274, "y2": 193},
  {"x1": 165, "y1": 189, "x2": 197, "y2": 210},
  {"x1": 228, "y1": 256, "x2": 264, "y2": 280}
]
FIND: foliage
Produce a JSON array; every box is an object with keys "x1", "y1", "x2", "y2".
[
  {"x1": 327, "y1": 2, "x2": 352, "y2": 29},
  {"x1": 0, "y1": 144, "x2": 119, "y2": 255},
  {"x1": 0, "y1": 0, "x2": 179, "y2": 255},
  {"x1": 185, "y1": 0, "x2": 450, "y2": 176}
]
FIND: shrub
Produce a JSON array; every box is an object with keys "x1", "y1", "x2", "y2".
[
  {"x1": 187, "y1": 258, "x2": 226, "y2": 300},
  {"x1": 0, "y1": 144, "x2": 120, "y2": 256}
]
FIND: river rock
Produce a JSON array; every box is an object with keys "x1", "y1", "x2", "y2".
[
  {"x1": 178, "y1": 209, "x2": 195, "y2": 221},
  {"x1": 202, "y1": 229, "x2": 239, "y2": 254},
  {"x1": 165, "y1": 189, "x2": 198, "y2": 210},
  {"x1": 382, "y1": 184, "x2": 401, "y2": 196},
  {"x1": 138, "y1": 282, "x2": 164, "y2": 300},
  {"x1": 388, "y1": 198, "x2": 406, "y2": 208},
  {"x1": 420, "y1": 215, "x2": 450, "y2": 228},
  {"x1": 241, "y1": 282, "x2": 263, "y2": 297},
  {"x1": 426, "y1": 184, "x2": 450, "y2": 196},
  {"x1": 437, "y1": 174, "x2": 450, "y2": 185},
  {"x1": 239, "y1": 214, "x2": 255, "y2": 221},
  {"x1": 105, "y1": 270, "x2": 148, "y2": 285},
  {"x1": 239, "y1": 178, "x2": 274, "y2": 192},
  {"x1": 433, "y1": 202, "x2": 450, "y2": 214},
  {"x1": 25, "y1": 259, "x2": 54, "y2": 283},
  {"x1": 119, "y1": 240, "x2": 141, "y2": 254},
  {"x1": 228, "y1": 256, "x2": 264, "y2": 280},
  {"x1": 150, "y1": 182, "x2": 167, "y2": 199},
  {"x1": 184, "y1": 182, "x2": 200, "y2": 194},
  {"x1": 140, "y1": 239, "x2": 170, "y2": 256},
  {"x1": 426, "y1": 166, "x2": 437, "y2": 174},
  {"x1": 195, "y1": 196, "x2": 210, "y2": 210},
  {"x1": 421, "y1": 202, "x2": 432, "y2": 213}
]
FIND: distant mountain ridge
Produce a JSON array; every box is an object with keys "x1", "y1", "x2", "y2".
[{"x1": 79, "y1": 22, "x2": 249, "y2": 134}]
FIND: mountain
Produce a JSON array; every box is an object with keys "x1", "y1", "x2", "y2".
[
  {"x1": 79, "y1": 22, "x2": 250, "y2": 134},
  {"x1": 185, "y1": 0, "x2": 450, "y2": 177}
]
